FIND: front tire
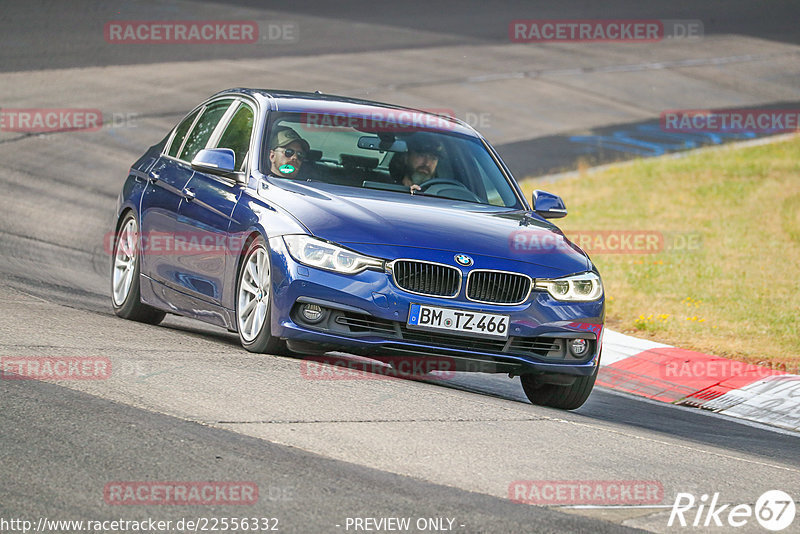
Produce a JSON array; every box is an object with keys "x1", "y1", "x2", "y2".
[
  {"x1": 236, "y1": 237, "x2": 286, "y2": 354},
  {"x1": 110, "y1": 213, "x2": 166, "y2": 325},
  {"x1": 521, "y1": 368, "x2": 597, "y2": 410}
]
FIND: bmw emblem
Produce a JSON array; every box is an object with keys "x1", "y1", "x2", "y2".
[{"x1": 454, "y1": 254, "x2": 473, "y2": 267}]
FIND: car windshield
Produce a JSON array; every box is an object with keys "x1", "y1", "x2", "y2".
[{"x1": 263, "y1": 111, "x2": 522, "y2": 208}]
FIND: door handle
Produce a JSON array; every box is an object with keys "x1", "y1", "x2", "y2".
[
  {"x1": 183, "y1": 188, "x2": 196, "y2": 201},
  {"x1": 148, "y1": 171, "x2": 160, "y2": 183}
]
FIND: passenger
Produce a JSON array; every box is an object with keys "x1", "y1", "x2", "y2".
[{"x1": 268, "y1": 127, "x2": 310, "y2": 179}]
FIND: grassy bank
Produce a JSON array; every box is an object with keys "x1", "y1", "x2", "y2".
[{"x1": 520, "y1": 136, "x2": 800, "y2": 369}]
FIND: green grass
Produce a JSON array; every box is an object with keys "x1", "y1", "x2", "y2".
[{"x1": 521, "y1": 137, "x2": 800, "y2": 369}]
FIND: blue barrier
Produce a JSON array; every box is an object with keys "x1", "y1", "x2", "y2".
[{"x1": 570, "y1": 123, "x2": 759, "y2": 156}]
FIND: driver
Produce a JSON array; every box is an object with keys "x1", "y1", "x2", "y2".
[
  {"x1": 398, "y1": 133, "x2": 445, "y2": 193},
  {"x1": 268, "y1": 127, "x2": 310, "y2": 179}
]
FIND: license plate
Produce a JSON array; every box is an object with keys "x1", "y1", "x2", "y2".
[{"x1": 407, "y1": 304, "x2": 510, "y2": 339}]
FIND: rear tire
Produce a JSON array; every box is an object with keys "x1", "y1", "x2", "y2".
[
  {"x1": 521, "y1": 368, "x2": 597, "y2": 410},
  {"x1": 110, "y1": 213, "x2": 166, "y2": 325},
  {"x1": 236, "y1": 236, "x2": 287, "y2": 354}
]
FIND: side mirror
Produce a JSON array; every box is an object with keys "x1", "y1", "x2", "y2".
[
  {"x1": 191, "y1": 148, "x2": 237, "y2": 177},
  {"x1": 532, "y1": 189, "x2": 567, "y2": 219}
]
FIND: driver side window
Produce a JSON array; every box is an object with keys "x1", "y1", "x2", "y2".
[
  {"x1": 178, "y1": 99, "x2": 234, "y2": 163},
  {"x1": 167, "y1": 109, "x2": 200, "y2": 158},
  {"x1": 215, "y1": 102, "x2": 255, "y2": 172}
]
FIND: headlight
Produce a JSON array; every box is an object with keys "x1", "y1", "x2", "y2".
[
  {"x1": 535, "y1": 272, "x2": 603, "y2": 302},
  {"x1": 283, "y1": 235, "x2": 384, "y2": 274}
]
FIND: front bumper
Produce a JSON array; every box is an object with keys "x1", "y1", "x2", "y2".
[{"x1": 267, "y1": 237, "x2": 604, "y2": 376}]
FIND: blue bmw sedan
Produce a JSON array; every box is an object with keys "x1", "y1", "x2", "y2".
[{"x1": 111, "y1": 89, "x2": 604, "y2": 409}]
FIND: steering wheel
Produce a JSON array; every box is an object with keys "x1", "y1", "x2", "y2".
[{"x1": 418, "y1": 179, "x2": 482, "y2": 203}]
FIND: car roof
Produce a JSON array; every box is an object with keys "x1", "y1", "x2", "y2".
[{"x1": 210, "y1": 88, "x2": 478, "y2": 137}]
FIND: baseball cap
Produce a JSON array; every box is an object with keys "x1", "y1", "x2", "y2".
[
  {"x1": 271, "y1": 127, "x2": 310, "y2": 152},
  {"x1": 405, "y1": 133, "x2": 445, "y2": 158}
]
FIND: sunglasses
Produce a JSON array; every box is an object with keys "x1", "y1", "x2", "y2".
[{"x1": 276, "y1": 147, "x2": 306, "y2": 160}]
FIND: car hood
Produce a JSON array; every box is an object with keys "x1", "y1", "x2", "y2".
[{"x1": 265, "y1": 180, "x2": 591, "y2": 275}]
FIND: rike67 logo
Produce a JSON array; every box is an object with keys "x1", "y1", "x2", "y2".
[{"x1": 668, "y1": 490, "x2": 796, "y2": 531}]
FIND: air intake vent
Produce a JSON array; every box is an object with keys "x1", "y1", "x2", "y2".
[
  {"x1": 391, "y1": 260, "x2": 461, "y2": 297},
  {"x1": 467, "y1": 270, "x2": 531, "y2": 304}
]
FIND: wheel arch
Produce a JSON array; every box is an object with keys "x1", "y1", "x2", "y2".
[
  {"x1": 110, "y1": 207, "x2": 137, "y2": 271},
  {"x1": 114, "y1": 206, "x2": 136, "y2": 231},
  {"x1": 233, "y1": 230, "x2": 267, "y2": 288},
  {"x1": 228, "y1": 229, "x2": 269, "y2": 332}
]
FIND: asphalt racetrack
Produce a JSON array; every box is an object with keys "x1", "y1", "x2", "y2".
[{"x1": 1, "y1": 2, "x2": 799, "y2": 533}]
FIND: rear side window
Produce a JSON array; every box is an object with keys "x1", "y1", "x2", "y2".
[
  {"x1": 167, "y1": 109, "x2": 200, "y2": 158},
  {"x1": 216, "y1": 102, "x2": 255, "y2": 171},
  {"x1": 178, "y1": 99, "x2": 234, "y2": 163}
]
